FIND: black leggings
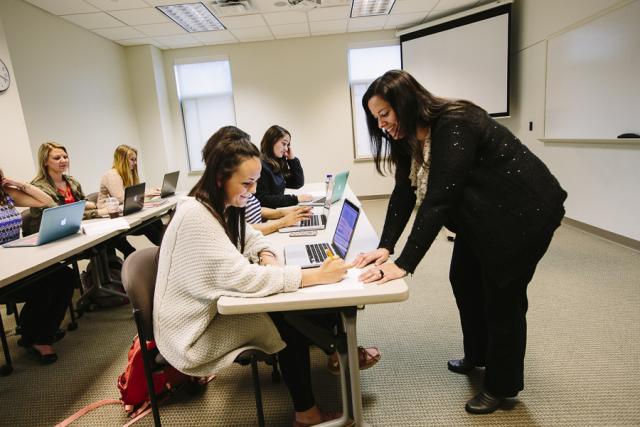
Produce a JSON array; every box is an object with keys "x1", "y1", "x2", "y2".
[
  {"x1": 269, "y1": 312, "x2": 337, "y2": 412},
  {"x1": 12, "y1": 266, "x2": 75, "y2": 345},
  {"x1": 115, "y1": 218, "x2": 164, "y2": 258},
  {"x1": 449, "y1": 234, "x2": 553, "y2": 397}
]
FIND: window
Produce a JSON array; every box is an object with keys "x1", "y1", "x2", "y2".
[
  {"x1": 348, "y1": 45, "x2": 401, "y2": 160},
  {"x1": 174, "y1": 59, "x2": 236, "y2": 172}
]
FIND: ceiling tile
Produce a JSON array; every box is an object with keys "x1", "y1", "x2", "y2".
[
  {"x1": 135, "y1": 22, "x2": 186, "y2": 36},
  {"x1": 347, "y1": 15, "x2": 387, "y2": 32},
  {"x1": 116, "y1": 36, "x2": 167, "y2": 49},
  {"x1": 85, "y1": 0, "x2": 149, "y2": 11},
  {"x1": 384, "y1": 12, "x2": 426, "y2": 30},
  {"x1": 262, "y1": 11, "x2": 307, "y2": 26},
  {"x1": 391, "y1": 0, "x2": 438, "y2": 14},
  {"x1": 191, "y1": 30, "x2": 238, "y2": 44},
  {"x1": 109, "y1": 7, "x2": 170, "y2": 25},
  {"x1": 229, "y1": 26, "x2": 274, "y2": 42},
  {"x1": 219, "y1": 14, "x2": 267, "y2": 29},
  {"x1": 154, "y1": 34, "x2": 203, "y2": 48},
  {"x1": 93, "y1": 26, "x2": 146, "y2": 40},
  {"x1": 431, "y1": 0, "x2": 478, "y2": 11},
  {"x1": 61, "y1": 12, "x2": 124, "y2": 29},
  {"x1": 308, "y1": 5, "x2": 350, "y2": 22},
  {"x1": 309, "y1": 19, "x2": 347, "y2": 35},
  {"x1": 24, "y1": 0, "x2": 99, "y2": 15},
  {"x1": 143, "y1": 0, "x2": 199, "y2": 5},
  {"x1": 270, "y1": 23, "x2": 310, "y2": 39}
]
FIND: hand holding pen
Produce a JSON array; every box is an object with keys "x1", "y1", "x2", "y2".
[{"x1": 312, "y1": 248, "x2": 351, "y2": 284}]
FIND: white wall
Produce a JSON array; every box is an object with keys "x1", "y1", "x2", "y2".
[
  {"x1": 160, "y1": 32, "x2": 397, "y2": 196},
  {"x1": 505, "y1": 0, "x2": 640, "y2": 240},
  {"x1": 0, "y1": 0, "x2": 141, "y2": 194},
  {"x1": 0, "y1": 15, "x2": 34, "y2": 182}
]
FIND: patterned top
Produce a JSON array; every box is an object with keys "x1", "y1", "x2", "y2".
[
  {"x1": 0, "y1": 196, "x2": 22, "y2": 245},
  {"x1": 408, "y1": 136, "x2": 432, "y2": 207},
  {"x1": 245, "y1": 194, "x2": 262, "y2": 224}
]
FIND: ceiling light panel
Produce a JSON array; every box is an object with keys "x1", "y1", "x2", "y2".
[
  {"x1": 156, "y1": 2, "x2": 226, "y2": 32},
  {"x1": 351, "y1": 0, "x2": 396, "y2": 18}
]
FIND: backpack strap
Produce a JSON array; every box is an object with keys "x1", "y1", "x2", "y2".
[{"x1": 55, "y1": 399, "x2": 122, "y2": 427}]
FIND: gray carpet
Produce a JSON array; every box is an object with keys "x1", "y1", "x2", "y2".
[{"x1": 1, "y1": 198, "x2": 639, "y2": 426}]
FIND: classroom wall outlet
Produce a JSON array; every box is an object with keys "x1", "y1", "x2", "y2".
[{"x1": 529, "y1": 121, "x2": 533, "y2": 131}]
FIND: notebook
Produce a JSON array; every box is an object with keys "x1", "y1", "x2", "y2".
[
  {"x1": 284, "y1": 198, "x2": 360, "y2": 268},
  {"x1": 300, "y1": 171, "x2": 350, "y2": 207},
  {"x1": 279, "y1": 199, "x2": 330, "y2": 233},
  {"x1": 160, "y1": 171, "x2": 179, "y2": 198},
  {"x1": 3, "y1": 200, "x2": 86, "y2": 248},
  {"x1": 123, "y1": 183, "x2": 146, "y2": 216}
]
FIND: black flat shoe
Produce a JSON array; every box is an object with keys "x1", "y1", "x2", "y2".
[
  {"x1": 465, "y1": 390, "x2": 504, "y2": 414},
  {"x1": 447, "y1": 358, "x2": 478, "y2": 374},
  {"x1": 30, "y1": 347, "x2": 58, "y2": 365}
]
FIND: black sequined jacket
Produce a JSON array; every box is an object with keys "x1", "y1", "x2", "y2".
[
  {"x1": 379, "y1": 105, "x2": 567, "y2": 284},
  {"x1": 255, "y1": 158, "x2": 305, "y2": 208}
]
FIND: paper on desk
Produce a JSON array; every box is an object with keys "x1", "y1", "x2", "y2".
[
  {"x1": 81, "y1": 218, "x2": 130, "y2": 235},
  {"x1": 298, "y1": 268, "x2": 365, "y2": 293}
]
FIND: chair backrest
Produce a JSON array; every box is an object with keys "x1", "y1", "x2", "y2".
[
  {"x1": 20, "y1": 209, "x2": 36, "y2": 237},
  {"x1": 86, "y1": 192, "x2": 98, "y2": 204},
  {"x1": 121, "y1": 247, "x2": 160, "y2": 340}
]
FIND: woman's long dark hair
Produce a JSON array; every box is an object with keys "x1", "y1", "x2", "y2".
[
  {"x1": 362, "y1": 69, "x2": 473, "y2": 175},
  {"x1": 260, "y1": 125, "x2": 291, "y2": 178},
  {"x1": 0, "y1": 168, "x2": 7, "y2": 205},
  {"x1": 189, "y1": 126, "x2": 260, "y2": 252}
]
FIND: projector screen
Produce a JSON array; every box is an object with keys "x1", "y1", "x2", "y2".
[{"x1": 400, "y1": 4, "x2": 511, "y2": 116}]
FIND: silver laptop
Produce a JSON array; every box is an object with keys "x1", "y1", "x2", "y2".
[
  {"x1": 123, "y1": 182, "x2": 146, "y2": 215},
  {"x1": 3, "y1": 200, "x2": 86, "y2": 248},
  {"x1": 284, "y1": 199, "x2": 360, "y2": 268},
  {"x1": 300, "y1": 171, "x2": 350, "y2": 207},
  {"x1": 279, "y1": 199, "x2": 330, "y2": 233},
  {"x1": 160, "y1": 171, "x2": 179, "y2": 198}
]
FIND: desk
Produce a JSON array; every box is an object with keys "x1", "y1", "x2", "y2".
[
  {"x1": 218, "y1": 185, "x2": 408, "y2": 426},
  {"x1": 0, "y1": 195, "x2": 180, "y2": 373}
]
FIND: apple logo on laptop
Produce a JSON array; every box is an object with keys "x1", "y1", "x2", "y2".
[{"x1": 60, "y1": 218, "x2": 67, "y2": 226}]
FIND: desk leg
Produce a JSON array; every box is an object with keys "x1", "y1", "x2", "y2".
[{"x1": 340, "y1": 308, "x2": 370, "y2": 427}]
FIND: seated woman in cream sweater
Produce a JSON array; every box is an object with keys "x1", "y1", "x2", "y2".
[{"x1": 154, "y1": 127, "x2": 351, "y2": 427}]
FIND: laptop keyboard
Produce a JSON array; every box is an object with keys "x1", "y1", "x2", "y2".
[
  {"x1": 299, "y1": 215, "x2": 321, "y2": 227},
  {"x1": 305, "y1": 242, "x2": 332, "y2": 264}
]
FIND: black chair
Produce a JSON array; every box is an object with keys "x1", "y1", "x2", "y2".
[{"x1": 121, "y1": 247, "x2": 278, "y2": 427}]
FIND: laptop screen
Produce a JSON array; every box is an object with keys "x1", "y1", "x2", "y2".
[{"x1": 331, "y1": 199, "x2": 359, "y2": 258}]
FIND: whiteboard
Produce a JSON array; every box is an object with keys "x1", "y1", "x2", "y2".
[{"x1": 545, "y1": 0, "x2": 640, "y2": 139}]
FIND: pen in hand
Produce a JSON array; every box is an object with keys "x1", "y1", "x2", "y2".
[{"x1": 325, "y1": 248, "x2": 335, "y2": 260}]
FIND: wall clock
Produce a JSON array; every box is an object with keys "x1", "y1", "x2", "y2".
[{"x1": 0, "y1": 58, "x2": 10, "y2": 92}]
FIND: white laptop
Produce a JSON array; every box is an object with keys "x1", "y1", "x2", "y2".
[
  {"x1": 279, "y1": 199, "x2": 330, "y2": 233},
  {"x1": 300, "y1": 171, "x2": 349, "y2": 207},
  {"x1": 284, "y1": 199, "x2": 360, "y2": 268},
  {"x1": 3, "y1": 200, "x2": 86, "y2": 248}
]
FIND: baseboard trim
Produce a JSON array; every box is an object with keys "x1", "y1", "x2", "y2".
[{"x1": 562, "y1": 217, "x2": 640, "y2": 252}]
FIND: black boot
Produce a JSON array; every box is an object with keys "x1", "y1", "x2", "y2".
[
  {"x1": 447, "y1": 358, "x2": 478, "y2": 374},
  {"x1": 465, "y1": 390, "x2": 504, "y2": 414}
]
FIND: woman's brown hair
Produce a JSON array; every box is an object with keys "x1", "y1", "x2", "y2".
[
  {"x1": 189, "y1": 126, "x2": 259, "y2": 251},
  {"x1": 112, "y1": 145, "x2": 140, "y2": 188},
  {"x1": 33, "y1": 142, "x2": 69, "y2": 188}
]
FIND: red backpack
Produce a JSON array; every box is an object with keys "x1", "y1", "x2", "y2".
[{"x1": 56, "y1": 336, "x2": 214, "y2": 427}]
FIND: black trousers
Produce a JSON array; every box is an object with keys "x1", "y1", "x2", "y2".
[
  {"x1": 449, "y1": 234, "x2": 552, "y2": 397},
  {"x1": 13, "y1": 266, "x2": 75, "y2": 345},
  {"x1": 115, "y1": 219, "x2": 164, "y2": 258},
  {"x1": 269, "y1": 312, "x2": 337, "y2": 412}
]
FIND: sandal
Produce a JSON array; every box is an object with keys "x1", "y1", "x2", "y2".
[
  {"x1": 327, "y1": 346, "x2": 381, "y2": 376},
  {"x1": 293, "y1": 411, "x2": 352, "y2": 427}
]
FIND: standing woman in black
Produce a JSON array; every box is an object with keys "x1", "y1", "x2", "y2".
[
  {"x1": 353, "y1": 70, "x2": 567, "y2": 414},
  {"x1": 255, "y1": 125, "x2": 313, "y2": 208}
]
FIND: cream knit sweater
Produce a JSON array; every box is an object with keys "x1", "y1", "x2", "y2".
[{"x1": 153, "y1": 198, "x2": 302, "y2": 377}]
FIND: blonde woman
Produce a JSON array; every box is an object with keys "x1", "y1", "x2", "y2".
[
  {"x1": 97, "y1": 145, "x2": 162, "y2": 257},
  {"x1": 29, "y1": 142, "x2": 97, "y2": 232}
]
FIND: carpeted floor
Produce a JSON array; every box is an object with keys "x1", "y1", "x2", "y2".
[{"x1": 1, "y1": 198, "x2": 639, "y2": 426}]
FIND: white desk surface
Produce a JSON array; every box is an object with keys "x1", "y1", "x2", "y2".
[
  {"x1": 0, "y1": 196, "x2": 180, "y2": 288},
  {"x1": 218, "y1": 184, "x2": 409, "y2": 315}
]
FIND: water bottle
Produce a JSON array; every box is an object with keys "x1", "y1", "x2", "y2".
[{"x1": 325, "y1": 173, "x2": 334, "y2": 205}]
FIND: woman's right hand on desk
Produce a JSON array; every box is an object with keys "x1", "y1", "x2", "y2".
[
  {"x1": 301, "y1": 257, "x2": 351, "y2": 287},
  {"x1": 352, "y1": 248, "x2": 389, "y2": 268}
]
